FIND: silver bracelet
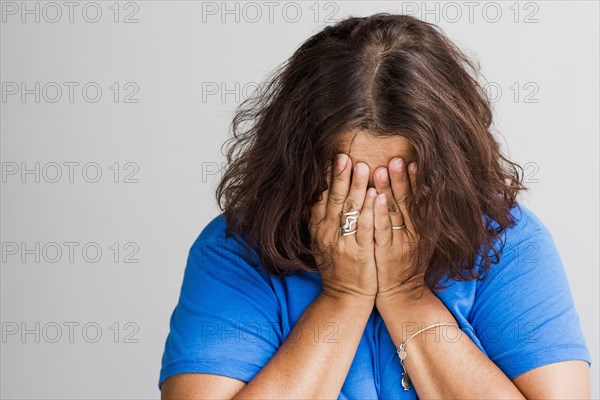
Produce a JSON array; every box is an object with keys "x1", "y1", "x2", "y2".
[{"x1": 396, "y1": 322, "x2": 460, "y2": 391}]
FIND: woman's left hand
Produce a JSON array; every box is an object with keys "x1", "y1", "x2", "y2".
[{"x1": 372, "y1": 157, "x2": 425, "y2": 306}]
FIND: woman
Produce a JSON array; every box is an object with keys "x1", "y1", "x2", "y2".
[{"x1": 159, "y1": 13, "x2": 592, "y2": 399}]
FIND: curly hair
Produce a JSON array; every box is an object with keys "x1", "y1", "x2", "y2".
[{"x1": 215, "y1": 13, "x2": 527, "y2": 291}]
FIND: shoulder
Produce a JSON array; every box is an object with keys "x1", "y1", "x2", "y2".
[
  {"x1": 490, "y1": 202, "x2": 548, "y2": 246},
  {"x1": 470, "y1": 203, "x2": 592, "y2": 379},
  {"x1": 472, "y1": 202, "x2": 570, "y2": 299},
  {"x1": 189, "y1": 213, "x2": 251, "y2": 258},
  {"x1": 159, "y1": 213, "x2": 283, "y2": 389},
  {"x1": 195, "y1": 212, "x2": 235, "y2": 244},
  {"x1": 185, "y1": 212, "x2": 271, "y2": 285},
  {"x1": 482, "y1": 203, "x2": 555, "y2": 269},
  {"x1": 475, "y1": 202, "x2": 571, "y2": 298}
]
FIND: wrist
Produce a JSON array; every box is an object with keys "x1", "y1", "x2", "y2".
[
  {"x1": 376, "y1": 282, "x2": 431, "y2": 309},
  {"x1": 375, "y1": 284, "x2": 440, "y2": 323},
  {"x1": 320, "y1": 288, "x2": 375, "y2": 311},
  {"x1": 377, "y1": 288, "x2": 457, "y2": 346}
]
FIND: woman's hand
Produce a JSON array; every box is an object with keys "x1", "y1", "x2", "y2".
[
  {"x1": 309, "y1": 153, "x2": 378, "y2": 303},
  {"x1": 371, "y1": 157, "x2": 425, "y2": 305}
]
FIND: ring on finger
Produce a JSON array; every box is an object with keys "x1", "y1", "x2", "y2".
[
  {"x1": 388, "y1": 204, "x2": 405, "y2": 231},
  {"x1": 340, "y1": 209, "x2": 360, "y2": 236}
]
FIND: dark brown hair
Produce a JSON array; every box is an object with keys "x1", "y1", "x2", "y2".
[{"x1": 215, "y1": 13, "x2": 527, "y2": 290}]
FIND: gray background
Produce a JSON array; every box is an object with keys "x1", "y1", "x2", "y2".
[{"x1": 1, "y1": 1, "x2": 598, "y2": 398}]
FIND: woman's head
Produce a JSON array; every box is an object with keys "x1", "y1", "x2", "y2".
[{"x1": 216, "y1": 13, "x2": 527, "y2": 289}]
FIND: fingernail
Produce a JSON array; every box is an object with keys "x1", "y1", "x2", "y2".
[
  {"x1": 337, "y1": 154, "x2": 348, "y2": 170},
  {"x1": 391, "y1": 157, "x2": 403, "y2": 172},
  {"x1": 408, "y1": 162, "x2": 417, "y2": 174},
  {"x1": 355, "y1": 162, "x2": 368, "y2": 176},
  {"x1": 377, "y1": 168, "x2": 389, "y2": 182},
  {"x1": 378, "y1": 193, "x2": 387, "y2": 205}
]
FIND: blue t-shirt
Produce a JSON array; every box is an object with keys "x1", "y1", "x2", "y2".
[{"x1": 159, "y1": 203, "x2": 592, "y2": 398}]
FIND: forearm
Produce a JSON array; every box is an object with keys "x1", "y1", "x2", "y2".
[
  {"x1": 234, "y1": 291, "x2": 373, "y2": 399},
  {"x1": 377, "y1": 288, "x2": 526, "y2": 399}
]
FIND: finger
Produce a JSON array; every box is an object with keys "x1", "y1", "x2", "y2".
[
  {"x1": 311, "y1": 160, "x2": 333, "y2": 227},
  {"x1": 374, "y1": 192, "x2": 392, "y2": 247},
  {"x1": 373, "y1": 166, "x2": 404, "y2": 232},
  {"x1": 339, "y1": 162, "x2": 369, "y2": 244},
  {"x1": 389, "y1": 157, "x2": 414, "y2": 234},
  {"x1": 405, "y1": 161, "x2": 418, "y2": 233},
  {"x1": 325, "y1": 153, "x2": 352, "y2": 225},
  {"x1": 356, "y1": 187, "x2": 376, "y2": 247},
  {"x1": 408, "y1": 161, "x2": 417, "y2": 196},
  {"x1": 344, "y1": 162, "x2": 370, "y2": 213}
]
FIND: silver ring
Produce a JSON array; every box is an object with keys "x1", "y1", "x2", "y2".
[
  {"x1": 392, "y1": 224, "x2": 406, "y2": 230},
  {"x1": 340, "y1": 209, "x2": 360, "y2": 236}
]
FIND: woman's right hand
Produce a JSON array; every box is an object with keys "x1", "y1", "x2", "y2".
[{"x1": 309, "y1": 153, "x2": 378, "y2": 303}]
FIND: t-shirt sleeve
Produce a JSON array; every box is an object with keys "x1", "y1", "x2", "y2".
[
  {"x1": 469, "y1": 217, "x2": 592, "y2": 380},
  {"x1": 159, "y1": 234, "x2": 283, "y2": 389}
]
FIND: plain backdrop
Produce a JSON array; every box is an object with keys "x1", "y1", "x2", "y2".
[{"x1": 1, "y1": 1, "x2": 598, "y2": 398}]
